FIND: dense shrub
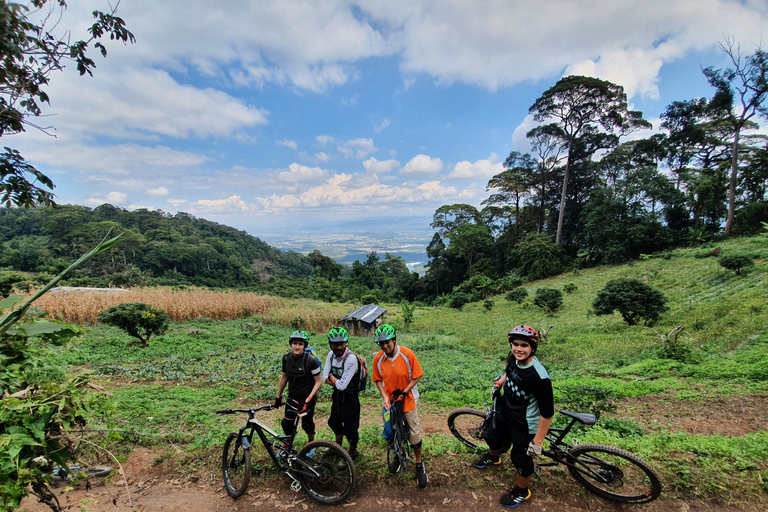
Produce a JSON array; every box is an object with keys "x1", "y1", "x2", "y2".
[
  {"x1": 505, "y1": 287, "x2": 528, "y2": 303},
  {"x1": 718, "y1": 252, "x2": 755, "y2": 275},
  {"x1": 533, "y1": 288, "x2": 563, "y2": 313},
  {"x1": 97, "y1": 302, "x2": 170, "y2": 347},
  {"x1": 592, "y1": 278, "x2": 668, "y2": 326},
  {"x1": 511, "y1": 233, "x2": 563, "y2": 280},
  {"x1": 563, "y1": 283, "x2": 577, "y2": 293},
  {"x1": 447, "y1": 292, "x2": 471, "y2": 309},
  {"x1": 496, "y1": 274, "x2": 523, "y2": 293}
]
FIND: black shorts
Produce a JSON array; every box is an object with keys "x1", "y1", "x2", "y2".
[
  {"x1": 285, "y1": 395, "x2": 317, "y2": 436},
  {"x1": 483, "y1": 411, "x2": 536, "y2": 477},
  {"x1": 328, "y1": 392, "x2": 360, "y2": 444}
]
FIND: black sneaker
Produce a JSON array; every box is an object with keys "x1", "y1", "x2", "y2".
[
  {"x1": 348, "y1": 448, "x2": 359, "y2": 460},
  {"x1": 499, "y1": 488, "x2": 531, "y2": 508},
  {"x1": 473, "y1": 453, "x2": 501, "y2": 469},
  {"x1": 415, "y1": 462, "x2": 428, "y2": 488}
]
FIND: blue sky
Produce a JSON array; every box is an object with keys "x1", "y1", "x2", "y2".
[{"x1": 13, "y1": 0, "x2": 768, "y2": 241}]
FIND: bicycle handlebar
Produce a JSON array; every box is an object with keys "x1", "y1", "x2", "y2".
[{"x1": 215, "y1": 404, "x2": 276, "y2": 415}]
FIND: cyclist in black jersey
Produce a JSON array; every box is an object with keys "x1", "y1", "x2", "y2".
[
  {"x1": 473, "y1": 325, "x2": 554, "y2": 508},
  {"x1": 275, "y1": 330, "x2": 323, "y2": 442}
]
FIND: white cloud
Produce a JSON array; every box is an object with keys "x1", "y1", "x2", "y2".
[
  {"x1": 339, "y1": 138, "x2": 377, "y2": 159},
  {"x1": 85, "y1": 191, "x2": 129, "y2": 207},
  {"x1": 565, "y1": 49, "x2": 664, "y2": 99},
  {"x1": 317, "y1": 135, "x2": 336, "y2": 146},
  {"x1": 315, "y1": 152, "x2": 330, "y2": 163},
  {"x1": 194, "y1": 195, "x2": 250, "y2": 213},
  {"x1": 357, "y1": 0, "x2": 768, "y2": 98},
  {"x1": 277, "y1": 139, "x2": 298, "y2": 149},
  {"x1": 401, "y1": 154, "x2": 444, "y2": 175},
  {"x1": 278, "y1": 163, "x2": 328, "y2": 183},
  {"x1": 363, "y1": 157, "x2": 400, "y2": 174},
  {"x1": 43, "y1": 68, "x2": 268, "y2": 140},
  {"x1": 448, "y1": 155, "x2": 504, "y2": 180},
  {"x1": 147, "y1": 187, "x2": 170, "y2": 197},
  {"x1": 375, "y1": 118, "x2": 392, "y2": 132}
]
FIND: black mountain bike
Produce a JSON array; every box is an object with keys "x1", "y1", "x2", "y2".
[
  {"x1": 216, "y1": 399, "x2": 356, "y2": 505},
  {"x1": 448, "y1": 401, "x2": 662, "y2": 504},
  {"x1": 385, "y1": 401, "x2": 411, "y2": 474}
]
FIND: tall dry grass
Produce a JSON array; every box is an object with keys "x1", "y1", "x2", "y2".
[{"x1": 33, "y1": 288, "x2": 349, "y2": 331}]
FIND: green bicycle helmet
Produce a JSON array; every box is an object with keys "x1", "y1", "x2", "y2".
[
  {"x1": 328, "y1": 326, "x2": 348, "y2": 343},
  {"x1": 374, "y1": 324, "x2": 396, "y2": 343},
  {"x1": 289, "y1": 330, "x2": 310, "y2": 345}
]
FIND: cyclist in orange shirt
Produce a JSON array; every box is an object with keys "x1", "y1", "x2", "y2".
[{"x1": 372, "y1": 324, "x2": 428, "y2": 488}]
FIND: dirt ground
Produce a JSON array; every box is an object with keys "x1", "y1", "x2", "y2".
[{"x1": 19, "y1": 391, "x2": 768, "y2": 512}]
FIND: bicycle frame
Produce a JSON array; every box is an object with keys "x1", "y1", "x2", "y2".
[{"x1": 219, "y1": 400, "x2": 324, "y2": 489}]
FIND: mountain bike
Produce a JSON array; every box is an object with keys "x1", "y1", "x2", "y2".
[
  {"x1": 448, "y1": 404, "x2": 662, "y2": 504},
  {"x1": 384, "y1": 401, "x2": 411, "y2": 474},
  {"x1": 215, "y1": 399, "x2": 356, "y2": 505}
]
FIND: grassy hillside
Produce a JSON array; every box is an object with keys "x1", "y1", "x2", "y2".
[{"x1": 54, "y1": 234, "x2": 768, "y2": 505}]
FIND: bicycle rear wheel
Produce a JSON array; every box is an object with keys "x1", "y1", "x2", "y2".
[
  {"x1": 296, "y1": 440, "x2": 356, "y2": 505},
  {"x1": 386, "y1": 439, "x2": 411, "y2": 473},
  {"x1": 447, "y1": 408, "x2": 488, "y2": 451},
  {"x1": 567, "y1": 443, "x2": 661, "y2": 504},
  {"x1": 222, "y1": 432, "x2": 251, "y2": 498}
]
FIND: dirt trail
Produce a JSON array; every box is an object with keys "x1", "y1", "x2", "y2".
[{"x1": 20, "y1": 391, "x2": 768, "y2": 512}]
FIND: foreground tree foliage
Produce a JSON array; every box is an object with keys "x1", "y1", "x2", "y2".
[
  {"x1": 0, "y1": 0, "x2": 135, "y2": 208},
  {"x1": 97, "y1": 303, "x2": 169, "y2": 348},
  {"x1": 0, "y1": 234, "x2": 121, "y2": 511},
  {"x1": 593, "y1": 278, "x2": 669, "y2": 326}
]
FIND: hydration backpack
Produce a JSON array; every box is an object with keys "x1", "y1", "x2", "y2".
[
  {"x1": 304, "y1": 346, "x2": 322, "y2": 373},
  {"x1": 339, "y1": 352, "x2": 369, "y2": 394}
]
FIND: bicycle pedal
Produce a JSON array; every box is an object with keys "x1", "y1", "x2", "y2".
[{"x1": 290, "y1": 480, "x2": 302, "y2": 492}]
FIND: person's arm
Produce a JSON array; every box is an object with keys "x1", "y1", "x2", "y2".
[
  {"x1": 402, "y1": 374, "x2": 422, "y2": 396},
  {"x1": 276, "y1": 372, "x2": 288, "y2": 400},
  {"x1": 532, "y1": 414, "x2": 553, "y2": 447},
  {"x1": 332, "y1": 355, "x2": 358, "y2": 391},
  {"x1": 307, "y1": 373, "x2": 322, "y2": 402},
  {"x1": 376, "y1": 380, "x2": 391, "y2": 410}
]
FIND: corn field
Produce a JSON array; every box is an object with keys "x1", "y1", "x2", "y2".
[{"x1": 33, "y1": 288, "x2": 349, "y2": 332}]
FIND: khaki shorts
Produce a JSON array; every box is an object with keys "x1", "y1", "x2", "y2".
[{"x1": 403, "y1": 408, "x2": 422, "y2": 445}]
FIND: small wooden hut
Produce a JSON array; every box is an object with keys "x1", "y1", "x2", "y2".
[{"x1": 340, "y1": 304, "x2": 387, "y2": 337}]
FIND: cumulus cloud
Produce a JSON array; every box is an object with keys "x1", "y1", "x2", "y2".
[
  {"x1": 401, "y1": 154, "x2": 444, "y2": 175},
  {"x1": 363, "y1": 157, "x2": 400, "y2": 174},
  {"x1": 278, "y1": 163, "x2": 328, "y2": 183},
  {"x1": 448, "y1": 155, "x2": 504, "y2": 180},
  {"x1": 194, "y1": 195, "x2": 250, "y2": 213},
  {"x1": 315, "y1": 152, "x2": 330, "y2": 163},
  {"x1": 85, "y1": 191, "x2": 129, "y2": 207},
  {"x1": 147, "y1": 187, "x2": 170, "y2": 197},
  {"x1": 277, "y1": 139, "x2": 298, "y2": 149}
]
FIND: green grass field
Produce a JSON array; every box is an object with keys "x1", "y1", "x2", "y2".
[{"x1": 52, "y1": 235, "x2": 768, "y2": 504}]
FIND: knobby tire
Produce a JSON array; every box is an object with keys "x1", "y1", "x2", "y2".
[
  {"x1": 567, "y1": 443, "x2": 661, "y2": 504},
  {"x1": 447, "y1": 408, "x2": 488, "y2": 451},
  {"x1": 222, "y1": 432, "x2": 251, "y2": 498},
  {"x1": 296, "y1": 440, "x2": 356, "y2": 505}
]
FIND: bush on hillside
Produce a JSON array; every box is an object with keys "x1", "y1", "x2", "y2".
[
  {"x1": 505, "y1": 287, "x2": 528, "y2": 303},
  {"x1": 563, "y1": 283, "x2": 577, "y2": 293},
  {"x1": 447, "y1": 292, "x2": 471, "y2": 309},
  {"x1": 533, "y1": 288, "x2": 563, "y2": 313},
  {"x1": 593, "y1": 278, "x2": 668, "y2": 326},
  {"x1": 718, "y1": 252, "x2": 755, "y2": 275},
  {"x1": 97, "y1": 302, "x2": 170, "y2": 348}
]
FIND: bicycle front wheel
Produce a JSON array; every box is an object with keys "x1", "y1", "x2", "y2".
[
  {"x1": 297, "y1": 440, "x2": 356, "y2": 505},
  {"x1": 222, "y1": 432, "x2": 251, "y2": 498},
  {"x1": 447, "y1": 408, "x2": 488, "y2": 451},
  {"x1": 567, "y1": 443, "x2": 661, "y2": 504}
]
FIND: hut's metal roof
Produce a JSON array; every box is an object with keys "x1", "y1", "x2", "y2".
[{"x1": 341, "y1": 304, "x2": 386, "y2": 324}]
